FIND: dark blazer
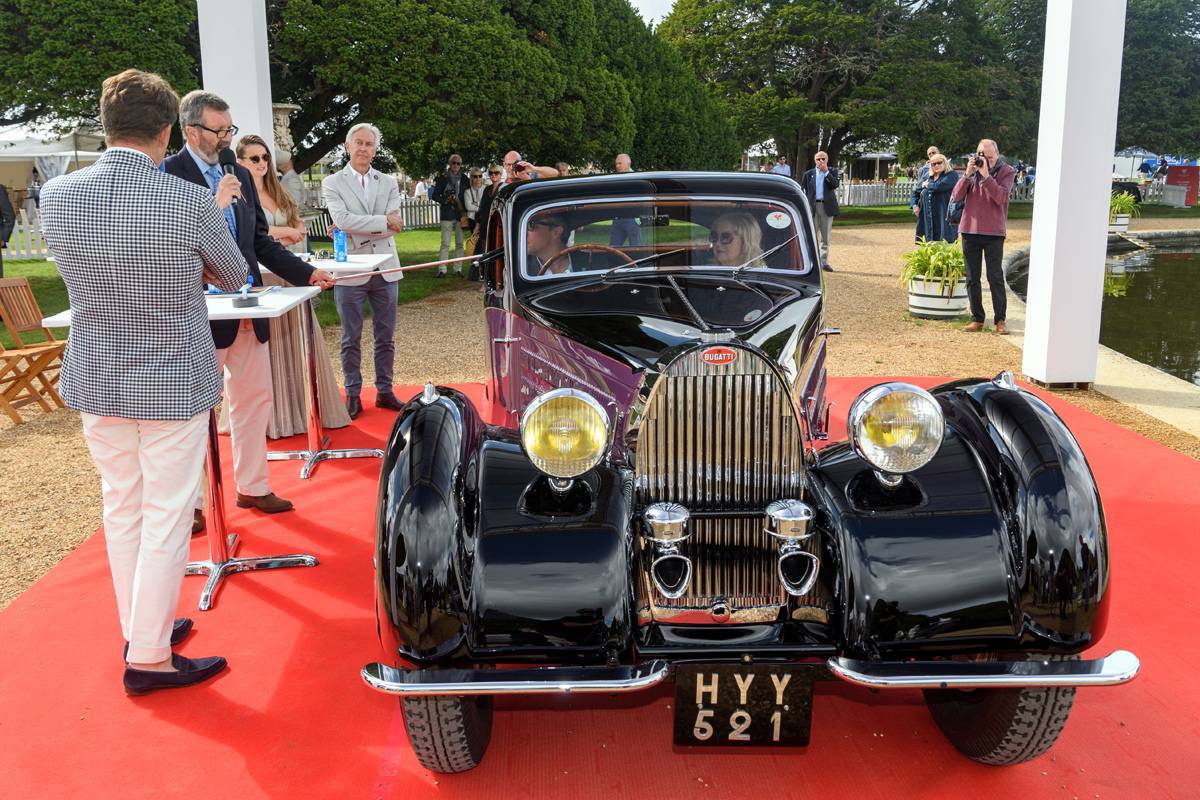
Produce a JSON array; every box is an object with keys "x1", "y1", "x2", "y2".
[
  {"x1": 431, "y1": 170, "x2": 466, "y2": 222},
  {"x1": 800, "y1": 167, "x2": 841, "y2": 217},
  {"x1": 477, "y1": 182, "x2": 501, "y2": 243},
  {"x1": 163, "y1": 148, "x2": 315, "y2": 349},
  {"x1": 0, "y1": 184, "x2": 14, "y2": 275}
]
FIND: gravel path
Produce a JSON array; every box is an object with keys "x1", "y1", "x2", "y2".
[{"x1": 3, "y1": 217, "x2": 1197, "y2": 609}]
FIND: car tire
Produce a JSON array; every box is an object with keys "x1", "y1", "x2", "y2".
[
  {"x1": 401, "y1": 694, "x2": 494, "y2": 773},
  {"x1": 922, "y1": 653, "x2": 1078, "y2": 765}
]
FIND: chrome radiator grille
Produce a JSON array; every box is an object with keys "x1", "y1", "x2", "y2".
[{"x1": 635, "y1": 347, "x2": 806, "y2": 613}]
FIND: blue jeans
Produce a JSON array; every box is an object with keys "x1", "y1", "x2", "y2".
[
  {"x1": 610, "y1": 217, "x2": 642, "y2": 247},
  {"x1": 334, "y1": 274, "x2": 398, "y2": 396}
]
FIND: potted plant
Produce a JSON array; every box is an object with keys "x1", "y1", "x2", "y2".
[
  {"x1": 1109, "y1": 191, "x2": 1140, "y2": 233},
  {"x1": 900, "y1": 238, "x2": 968, "y2": 319}
]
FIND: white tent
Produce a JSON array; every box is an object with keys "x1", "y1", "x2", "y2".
[{"x1": 0, "y1": 122, "x2": 105, "y2": 177}]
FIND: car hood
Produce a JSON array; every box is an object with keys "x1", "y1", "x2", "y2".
[{"x1": 521, "y1": 271, "x2": 824, "y2": 374}]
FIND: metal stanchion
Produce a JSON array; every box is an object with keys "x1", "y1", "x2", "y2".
[
  {"x1": 267, "y1": 297, "x2": 383, "y2": 478},
  {"x1": 185, "y1": 403, "x2": 320, "y2": 611}
]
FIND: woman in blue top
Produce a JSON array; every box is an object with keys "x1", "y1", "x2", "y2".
[{"x1": 911, "y1": 154, "x2": 960, "y2": 243}]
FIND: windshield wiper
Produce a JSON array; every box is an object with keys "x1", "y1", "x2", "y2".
[
  {"x1": 601, "y1": 248, "x2": 686, "y2": 281},
  {"x1": 731, "y1": 234, "x2": 798, "y2": 280}
]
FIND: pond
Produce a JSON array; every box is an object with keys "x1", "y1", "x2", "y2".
[{"x1": 1010, "y1": 247, "x2": 1200, "y2": 387}]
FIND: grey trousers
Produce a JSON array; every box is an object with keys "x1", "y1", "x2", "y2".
[
  {"x1": 813, "y1": 205, "x2": 834, "y2": 268},
  {"x1": 440, "y1": 220, "x2": 464, "y2": 268},
  {"x1": 334, "y1": 274, "x2": 398, "y2": 396}
]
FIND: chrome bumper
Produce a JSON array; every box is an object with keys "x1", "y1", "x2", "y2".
[
  {"x1": 827, "y1": 650, "x2": 1140, "y2": 689},
  {"x1": 361, "y1": 660, "x2": 670, "y2": 696}
]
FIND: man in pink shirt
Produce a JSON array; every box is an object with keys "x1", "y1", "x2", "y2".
[{"x1": 950, "y1": 138, "x2": 1015, "y2": 334}]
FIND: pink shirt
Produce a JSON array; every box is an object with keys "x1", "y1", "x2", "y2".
[{"x1": 951, "y1": 160, "x2": 1015, "y2": 237}]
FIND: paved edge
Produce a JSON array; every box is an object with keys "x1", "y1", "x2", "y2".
[{"x1": 1001, "y1": 232, "x2": 1200, "y2": 439}]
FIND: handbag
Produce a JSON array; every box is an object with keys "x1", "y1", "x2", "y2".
[
  {"x1": 946, "y1": 197, "x2": 963, "y2": 226},
  {"x1": 464, "y1": 230, "x2": 479, "y2": 258}
]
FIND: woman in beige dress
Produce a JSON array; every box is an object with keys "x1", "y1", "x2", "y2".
[{"x1": 236, "y1": 135, "x2": 307, "y2": 252}]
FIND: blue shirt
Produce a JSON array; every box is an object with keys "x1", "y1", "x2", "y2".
[
  {"x1": 772, "y1": 163, "x2": 792, "y2": 177},
  {"x1": 814, "y1": 170, "x2": 825, "y2": 201},
  {"x1": 185, "y1": 144, "x2": 237, "y2": 240}
]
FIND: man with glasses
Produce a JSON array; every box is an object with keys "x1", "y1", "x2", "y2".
[
  {"x1": 431, "y1": 154, "x2": 467, "y2": 273},
  {"x1": 772, "y1": 156, "x2": 792, "y2": 177},
  {"x1": 800, "y1": 151, "x2": 840, "y2": 273},
  {"x1": 164, "y1": 91, "x2": 335, "y2": 525},
  {"x1": 526, "y1": 215, "x2": 573, "y2": 275}
]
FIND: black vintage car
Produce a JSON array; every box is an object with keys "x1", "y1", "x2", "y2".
[{"x1": 361, "y1": 172, "x2": 1138, "y2": 773}]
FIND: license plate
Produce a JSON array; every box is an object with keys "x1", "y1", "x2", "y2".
[{"x1": 673, "y1": 664, "x2": 817, "y2": 746}]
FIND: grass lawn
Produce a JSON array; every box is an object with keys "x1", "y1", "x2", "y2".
[
  {"x1": 1, "y1": 259, "x2": 69, "y2": 350},
  {"x1": 836, "y1": 201, "x2": 1200, "y2": 227}
]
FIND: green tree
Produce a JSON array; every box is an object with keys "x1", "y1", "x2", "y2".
[
  {"x1": 0, "y1": 0, "x2": 199, "y2": 128},
  {"x1": 1115, "y1": 0, "x2": 1200, "y2": 156},
  {"x1": 593, "y1": 0, "x2": 741, "y2": 170}
]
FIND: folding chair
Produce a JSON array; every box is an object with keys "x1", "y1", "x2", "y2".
[
  {"x1": 0, "y1": 277, "x2": 65, "y2": 415},
  {"x1": 0, "y1": 342, "x2": 59, "y2": 423}
]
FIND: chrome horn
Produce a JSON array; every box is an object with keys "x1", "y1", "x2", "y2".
[
  {"x1": 765, "y1": 499, "x2": 819, "y2": 596},
  {"x1": 644, "y1": 502, "x2": 692, "y2": 599}
]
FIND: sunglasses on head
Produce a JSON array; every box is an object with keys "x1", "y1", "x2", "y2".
[
  {"x1": 708, "y1": 231, "x2": 739, "y2": 245},
  {"x1": 242, "y1": 153, "x2": 271, "y2": 164}
]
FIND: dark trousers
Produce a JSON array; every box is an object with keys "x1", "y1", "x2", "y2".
[
  {"x1": 610, "y1": 217, "x2": 642, "y2": 247},
  {"x1": 961, "y1": 233, "x2": 1006, "y2": 324}
]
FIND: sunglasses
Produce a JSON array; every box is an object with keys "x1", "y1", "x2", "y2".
[
  {"x1": 488, "y1": 170, "x2": 501, "y2": 175},
  {"x1": 528, "y1": 220, "x2": 556, "y2": 232},
  {"x1": 450, "y1": 161, "x2": 462, "y2": 166},
  {"x1": 708, "y1": 231, "x2": 739, "y2": 245},
  {"x1": 241, "y1": 154, "x2": 271, "y2": 164}
]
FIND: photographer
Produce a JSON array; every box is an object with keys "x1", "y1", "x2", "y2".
[
  {"x1": 949, "y1": 139, "x2": 1015, "y2": 335},
  {"x1": 431, "y1": 154, "x2": 467, "y2": 273}
]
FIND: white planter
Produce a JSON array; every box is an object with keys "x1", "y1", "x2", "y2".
[
  {"x1": 908, "y1": 276, "x2": 969, "y2": 319},
  {"x1": 1108, "y1": 213, "x2": 1130, "y2": 233}
]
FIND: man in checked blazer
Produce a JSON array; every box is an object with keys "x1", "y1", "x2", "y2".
[
  {"x1": 40, "y1": 70, "x2": 246, "y2": 694},
  {"x1": 321, "y1": 122, "x2": 406, "y2": 420},
  {"x1": 164, "y1": 90, "x2": 334, "y2": 521}
]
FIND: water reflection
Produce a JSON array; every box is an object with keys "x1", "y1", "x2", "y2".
[{"x1": 1012, "y1": 248, "x2": 1200, "y2": 387}]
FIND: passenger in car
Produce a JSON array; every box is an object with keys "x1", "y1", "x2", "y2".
[
  {"x1": 526, "y1": 213, "x2": 574, "y2": 275},
  {"x1": 708, "y1": 211, "x2": 764, "y2": 268}
]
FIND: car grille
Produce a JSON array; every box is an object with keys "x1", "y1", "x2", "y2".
[{"x1": 635, "y1": 347, "x2": 812, "y2": 616}]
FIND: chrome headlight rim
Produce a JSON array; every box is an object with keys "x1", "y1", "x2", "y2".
[
  {"x1": 519, "y1": 388, "x2": 613, "y2": 479},
  {"x1": 847, "y1": 382, "x2": 945, "y2": 475}
]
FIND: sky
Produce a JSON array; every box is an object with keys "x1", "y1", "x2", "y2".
[{"x1": 629, "y1": 0, "x2": 677, "y2": 26}]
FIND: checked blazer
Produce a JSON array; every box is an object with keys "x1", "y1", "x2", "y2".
[
  {"x1": 163, "y1": 147, "x2": 316, "y2": 349},
  {"x1": 39, "y1": 147, "x2": 248, "y2": 420}
]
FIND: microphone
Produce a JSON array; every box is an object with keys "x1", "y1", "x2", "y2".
[{"x1": 218, "y1": 148, "x2": 238, "y2": 206}]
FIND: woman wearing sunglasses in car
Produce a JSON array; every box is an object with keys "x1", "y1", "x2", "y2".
[
  {"x1": 708, "y1": 211, "x2": 765, "y2": 268},
  {"x1": 236, "y1": 134, "x2": 307, "y2": 253}
]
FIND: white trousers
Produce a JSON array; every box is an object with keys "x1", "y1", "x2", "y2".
[
  {"x1": 81, "y1": 411, "x2": 209, "y2": 664},
  {"x1": 196, "y1": 329, "x2": 273, "y2": 505}
]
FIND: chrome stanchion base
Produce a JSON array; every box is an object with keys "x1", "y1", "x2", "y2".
[
  {"x1": 267, "y1": 436, "x2": 384, "y2": 479},
  {"x1": 186, "y1": 533, "x2": 320, "y2": 611}
]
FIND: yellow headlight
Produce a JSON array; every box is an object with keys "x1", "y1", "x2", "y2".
[
  {"x1": 848, "y1": 383, "x2": 944, "y2": 474},
  {"x1": 520, "y1": 389, "x2": 611, "y2": 478}
]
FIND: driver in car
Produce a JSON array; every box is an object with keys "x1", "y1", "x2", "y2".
[{"x1": 526, "y1": 214, "x2": 575, "y2": 275}]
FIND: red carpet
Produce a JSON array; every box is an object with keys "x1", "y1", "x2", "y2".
[{"x1": 0, "y1": 379, "x2": 1195, "y2": 799}]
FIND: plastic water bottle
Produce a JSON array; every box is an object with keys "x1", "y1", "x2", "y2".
[{"x1": 333, "y1": 229, "x2": 348, "y2": 262}]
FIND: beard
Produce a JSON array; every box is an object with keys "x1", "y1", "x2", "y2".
[{"x1": 194, "y1": 138, "x2": 228, "y2": 167}]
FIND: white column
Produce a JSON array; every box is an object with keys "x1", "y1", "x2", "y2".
[
  {"x1": 1022, "y1": 0, "x2": 1127, "y2": 386},
  {"x1": 196, "y1": 0, "x2": 275, "y2": 146}
]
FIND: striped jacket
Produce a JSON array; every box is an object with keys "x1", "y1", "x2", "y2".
[{"x1": 40, "y1": 147, "x2": 247, "y2": 420}]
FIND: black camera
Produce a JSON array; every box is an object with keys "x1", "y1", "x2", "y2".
[{"x1": 972, "y1": 152, "x2": 987, "y2": 168}]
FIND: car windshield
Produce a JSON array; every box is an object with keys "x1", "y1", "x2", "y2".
[{"x1": 521, "y1": 199, "x2": 812, "y2": 280}]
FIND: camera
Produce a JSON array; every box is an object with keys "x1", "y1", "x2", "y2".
[{"x1": 971, "y1": 152, "x2": 988, "y2": 168}]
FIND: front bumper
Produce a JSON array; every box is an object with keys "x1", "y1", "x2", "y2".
[{"x1": 360, "y1": 650, "x2": 1139, "y2": 695}]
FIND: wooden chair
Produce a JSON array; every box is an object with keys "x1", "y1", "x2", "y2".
[
  {"x1": 0, "y1": 342, "x2": 60, "y2": 423},
  {"x1": 0, "y1": 277, "x2": 65, "y2": 419}
]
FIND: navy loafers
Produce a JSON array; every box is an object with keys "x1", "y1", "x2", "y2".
[
  {"x1": 123, "y1": 653, "x2": 227, "y2": 696},
  {"x1": 122, "y1": 617, "x2": 194, "y2": 660}
]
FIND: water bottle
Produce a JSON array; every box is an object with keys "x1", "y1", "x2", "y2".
[{"x1": 333, "y1": 229, "x2": 348, "y2": 262}]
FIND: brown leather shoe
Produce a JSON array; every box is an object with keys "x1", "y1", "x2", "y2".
[
  {"x1": 375, "y1": 391, "x2": 405, "y2": 411},
  {"x1": 192, "y1": 510, "x2": 205, "y2": 536},
  {"x1": 963, "y1": 321, "x2": 985, "y2": 332},
  {"x1": 235, "y1": 492, "x2": 294, "y2": 513},
  {"x1": 996, "y1": 320, "x2": 1010, "y2": 335}
]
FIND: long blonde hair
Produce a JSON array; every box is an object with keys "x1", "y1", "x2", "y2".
[
  {"x1": 712, "y1": 211, "x2": 764, "y2": 267},
  {"x1": 236, "y1": 134, "x2": 300, "y2": 227}
]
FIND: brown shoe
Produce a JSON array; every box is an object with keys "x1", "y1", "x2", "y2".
[
  {"x1": 375, "y1": 391, "x2": 405, "y2": 411},
  {"x1": 963, "y1": 321, "x2": 985, "y2": 332},
  {"x1": 192, "y1": 510, "x2": 205, "y2": 536},
  {"x1": 235, "y1": 493, "x2": 294, "y2": 513},
  {"x1": 996, "y1": 320, "x2": 1010, "y2": 335}
]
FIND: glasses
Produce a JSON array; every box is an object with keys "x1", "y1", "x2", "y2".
[
  {"x1": 191, "y1": 123, "x2": 238, "y2": 139},
  {"x1": 470, "y1": 173, "x2": 482, "y2": 179},
  {"x1": 815, "y1": 157, "x2": 827, "y2": 162},
  {"x1": 488, "y1": 170, "x2": 501, "y2": 175},
  {"x1": 528, "y1": 220, "x2": 556, "y2": 232},
  {"x1": 708, "y1": 231, "x2": 740, "y2": 245},
  {"x1": 241, "y1": 153, "x2": 271, "y2": 165},
  {"x1": 450, "y1": 161, "x2": 462, "y2": 166}
]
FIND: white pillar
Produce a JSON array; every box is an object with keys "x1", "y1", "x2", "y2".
[
  {"x1": 1022, "y1": 0, "x2": 1127, "y2": 386},
  {"x1": 196, "y1": 0, "x2": 275, "y2": 146}
]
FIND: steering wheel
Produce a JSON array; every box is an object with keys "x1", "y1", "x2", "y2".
[{"x1": 536, "y1": 243, "x2": 636, "y2": 276}]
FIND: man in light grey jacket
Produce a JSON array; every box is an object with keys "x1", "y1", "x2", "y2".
[{"x1": 321, "y1": 122, "x2": 405, "y2": 419}]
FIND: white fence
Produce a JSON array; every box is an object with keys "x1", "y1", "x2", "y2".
[
  {"x1": 300, "y1": 180, "x2": 442, "y2": 231},
  {"x1": 841, "y1": 178, "x2": 1184, "y2": 208},
  {"x1": 2, "y1": 220, "x2": 51, "y2": 259}
]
